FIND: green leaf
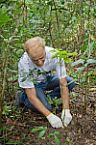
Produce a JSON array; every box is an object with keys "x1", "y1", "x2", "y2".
[
  {"x1": 53, "y1": 131, "x2": 60, "y2": 135},
  {"x1": 31, "y1": 126, "x2": 47, "y2": 138},
  {"x1": 2, "y1": 105, "x2": 12, "y2": 115},
  {"x1": 71, "y1": 59, "x2": 85, "y2": 67},
  {"x1": 15, "y1": 49, "x2": 24, "y2": 56},
  {"x1": 0, "y1": 126, "x2": 8, "y2": 131},
  {"x1": 54, "y1": 136, "x2": 61, "y2": 145},
  {"x1": 38, "y1": 130, "x2": 46, "y2": 138},
  {"x1": 31, "y1": 126, "x2": 47, "y2": 133},
  {"x1": 8, "y1": 75, "x2": 18, "y2": 82},
  {"x1": 0, "y1": 13, "x2": 11, "y2": 27},
  {"x1": 31, "y1": 127, "x2": 41, "y2": 133},
  {"x1": 6, "y1": 140, "x2": 22, "y2": 144}
]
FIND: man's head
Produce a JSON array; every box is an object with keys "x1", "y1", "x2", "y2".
[{"x1": 24, "y1": 37, "x2": 46, "y2": 66}]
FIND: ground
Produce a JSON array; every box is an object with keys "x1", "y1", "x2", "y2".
[{"x1": 1, "y1": 85, "x2": 96, "y2": 145}]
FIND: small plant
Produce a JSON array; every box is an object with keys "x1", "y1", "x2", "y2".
[
  {"x1": 31, "y1": 126, "x2": 47, "y2": 138},
  {"x1": 47, "y1": 95, "x2": 54, "y2": 105},
  {"x1": 2, "y1": 105, "x2": 12, "y2": 116},
  {"x1": 51, "y1": 48, "x2": 77, "y2": 63},
  {"x1": 52, "y1": 97, "x2": 62, "y2": 113},
  {"x1": 2, "y1": 105, "x2": 21, "y2": 119},
  {"x1": 48, "y1": 130, "x2": 61, "y2": 145},
  {"x1": 31, "y1": 126, "x2": 61, "y2": 145},
  {"x1": 47, "y1": 95, "x2": 62, "y2": 113}
]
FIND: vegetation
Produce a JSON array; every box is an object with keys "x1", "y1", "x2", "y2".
[{"x1": 0, "y1": 0, "x2": 96, "y2": 144}]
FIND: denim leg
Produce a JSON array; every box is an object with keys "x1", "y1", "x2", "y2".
[
  {"x1": 46, "y1": 76, "x2": 76, "y2": 99},
  {"x1": 46, "y1": 75, "x2": 60, "y2": 90},
  {"x1": 20, "y1": 87, "x2": 52, "y2": 112},
  {"x1": 67, "y1": 76, "x2": 76, "y2": 91}
]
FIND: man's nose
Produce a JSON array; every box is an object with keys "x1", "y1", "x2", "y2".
[{"x1": 37, "y1": 60, "x2": 44, "y2": 65}]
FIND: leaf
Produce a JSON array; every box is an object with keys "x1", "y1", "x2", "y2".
[
  {"x1": 31, "y1": 126, "x2": 47, "y2": 138},
  {"x1": 0, "y1": 13, "x2": 11, "y2": 27},
  {"x1": 87, "y1": 59, "x2": 96, "y2": 64},
  {"x1": 71, "y1": 59, "x2": 85, "y2": 67},
  {"x1": 0, "y1": 126, "x2": 7, "y2": 131},
  {"x1": 6, "y1": 140, "x2": 22, "y2": 144},
  {"x1": 51, "y1": 49, "x2": 76, "y2": 63},
  {"x1": 83, "y1": 42, "x2": 95, "y2": 56},
  {"x1": 53, "y1": 131, "x2": 60, "y2": 135},
  {"x1": 8, "y1": 75, "x2": 18, "y2": 82},
  {"x1": 54, "y1": 136, "x2": 61, "y2": 145},
  {"x1": 38, "y1": 130, "x2": 46, "y2": 138},
  {"x1": 31, "y1": 126, "x2": 47, "y2": 133},
  {"x1": 31, "y1": 127, "x2": 41, "y2": 133},
  {"x1": 2, "y1": 105, "x2": 12, "y2": 115},
  {"x1": 8, "y1": 68, "x2": 17, "y2": 73},
  {"x1": 80, "y1": 76, "x2": 87, "y2": 83},
  {"x1": 15, "y1": 49, "x2": 24, "y2": 56},
  {"x1": 48, "y1": 131, "x2": 60, "y2": 138}
]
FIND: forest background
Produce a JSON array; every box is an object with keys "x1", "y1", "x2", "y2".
[{"x1": 0, "y1": 0, "x2": 96, "y2": 145}]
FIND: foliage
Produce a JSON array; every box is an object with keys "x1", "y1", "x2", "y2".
[
  {"x1": 0, "y1": 0, "x2": 95, "y2": 90},
  {"x1": 31, "y1": 126, "x2": 47, "y2": 138},
  {"x1": 0, "y1": 0, "x2": 96, "y2": 133},
  {"x1": 48, "y1": 130, "x2": 61, "y2": 145},
  {"x1": 2, "y1": 104, "x2": 21, "y2": 119},
  {"x1": 5, "y1": 140, "x2": 22, "y2": 145},
  {"x1": 31, "y1": 126, "x2": 61, "y2": 145},
  {"x1": 2, "y1": 105, "x2": 12, "y2": 116},
  {"x1": 51, "y1": 48, "x2": 77, "y2": 63}
]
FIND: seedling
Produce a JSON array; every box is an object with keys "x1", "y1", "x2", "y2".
[
  {"x1": 31, "y1": 126, "x2": 47, "y2": 138},
  {"x1": 48, "y1": 130, "x2": 61, "y2": 145}
]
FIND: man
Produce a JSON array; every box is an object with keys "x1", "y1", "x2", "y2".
[{"x1": 17, "y1": 36, "x2": 75, "y2": 128}]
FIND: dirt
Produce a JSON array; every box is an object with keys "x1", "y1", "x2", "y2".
[{"x1": 0, "y1": 86, "x2": 96, "y2": 145}]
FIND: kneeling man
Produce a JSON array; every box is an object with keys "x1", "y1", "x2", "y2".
[{"x1": 17, "y1": 37, "x2": 75, "y2": 128}]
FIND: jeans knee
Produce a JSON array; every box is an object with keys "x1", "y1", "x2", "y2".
[
  {"x1": 45, "y1": 103, "x2": 53, "y2": 112},
  {"x1": 67, "y1": 76, "x2": 76, "y2": 91},
  {"x1": 48, "y1": 106, "x2": 53, "y2": 112},
  {"x1": 68, "y1": 80, "x2": 76, "y2": 91}
]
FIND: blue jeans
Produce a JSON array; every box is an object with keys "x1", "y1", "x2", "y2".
[{"x1": 20, "y1": 76, "x2": 75, "y2": 111}]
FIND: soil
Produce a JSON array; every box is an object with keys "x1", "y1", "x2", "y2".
[{"x1": 1, "y1": 85, "x2": 96, "y2": 145}]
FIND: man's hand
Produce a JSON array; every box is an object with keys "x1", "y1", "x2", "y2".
[
  {"x1": 61, "y1": 109, "x2": 72, "y2": 127},
  {"x1": 47, "y1": 113, "x2": 63, "y2": 128}
]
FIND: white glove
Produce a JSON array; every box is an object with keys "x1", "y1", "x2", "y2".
[
  {"x1": 47, "y1": 113, "x2": 63, "y2": 128},
  {"x1": 61, "y1": 109, "x2": 72, "y2": 127}
]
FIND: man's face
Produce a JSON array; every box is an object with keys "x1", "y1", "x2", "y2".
[{"x1": 29, "y1": 47, "x2": 46, "y2": 67}]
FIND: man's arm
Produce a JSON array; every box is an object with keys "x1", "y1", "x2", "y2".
[
  {"x1": 25, "y1": 88, "x2": 51, "y2": 116},
  {"x1": 60, "y1": 77, "x2": 72, "y2": 127},
  {"x1": 25, "y1": 88, "x2": 63, "y2": 128},
  {"x1": 60, "y1": 77, "x2": 70, "y2": 109}
]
